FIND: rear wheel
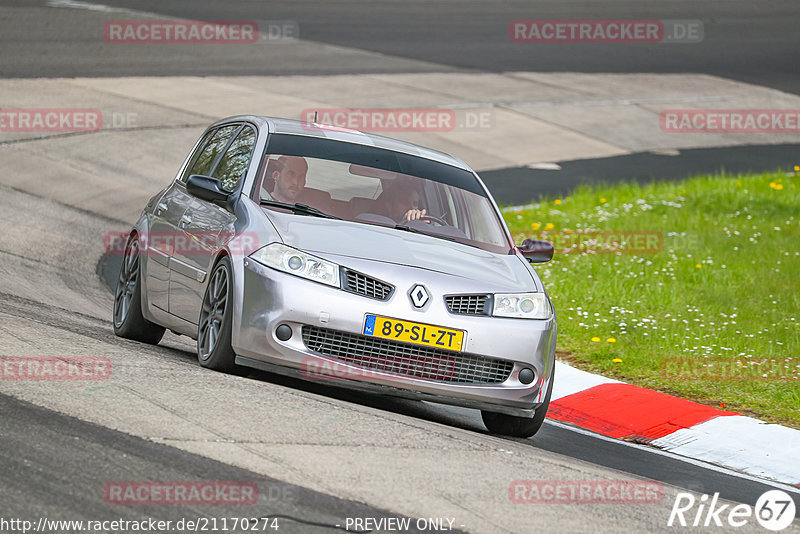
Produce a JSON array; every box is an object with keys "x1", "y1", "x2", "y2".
[
  {"x1": 197, "y1": 256, "x2": 247, "y2": 375},
  {"x1": 481, "y1": 366, "x2": 555, "y2": 438},
  {"x1": 113, "y1": 234, "x2": 166, "y2": 344}
]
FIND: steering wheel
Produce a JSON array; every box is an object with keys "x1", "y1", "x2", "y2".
[{"x1": 402, "y1": 214, "x2": 447, "y2": 226}]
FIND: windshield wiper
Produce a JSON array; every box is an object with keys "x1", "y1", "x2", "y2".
[
  {"x1": 259, "y1": 200, "x2": 341, "y2": 220},
  {"x1": 393, "y1": 224, "x2": 461, "y2": 245}
]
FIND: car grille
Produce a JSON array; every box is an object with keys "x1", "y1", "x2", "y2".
[
  {"x1": 445, "y1": 294, "x2": 491, "y2": 316},
  {"x1": 342, "y1": 269, "x2": 393, "y2": 300},
  {"x1": 302, "y1": 326, "x2": 513, "y2": 384}
]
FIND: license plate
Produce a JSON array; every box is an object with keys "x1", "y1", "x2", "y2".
[{"x1": 363, "y1": 314, "x2": 465, "y2": 352}]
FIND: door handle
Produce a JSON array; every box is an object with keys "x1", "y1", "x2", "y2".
[
  {"x1": 180, "y1": 213, "x2": 193, "y2": 226},
  {"x1": 156, "y1": 202, "x2": 168, "y2": 214}
]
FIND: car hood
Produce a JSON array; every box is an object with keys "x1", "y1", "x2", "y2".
[{"x1": 265, "y1": 211, "x2": 538, "y2": 291}]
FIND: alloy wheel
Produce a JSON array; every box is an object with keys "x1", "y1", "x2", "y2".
[
  {"x1": 198, "y1": 264, "x2": 229, "y2": 360},
  {"x1": 114, "y1": 238, "x2": 140, "y2": 328}
]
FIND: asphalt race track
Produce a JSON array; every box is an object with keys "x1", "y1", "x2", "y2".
[
  {"x1": 0, "y1": 394, "x2": 435, "y2": 534},
  {"x1": 4, "y1": 0, "x2": 799, "y2": 96},
  {"x1": 4, "y1": 0, "x2": 798, "y2": 188},
  {"x1": 1, "y1": 1, "x2": 799, "y2": 533},
  {"x1": 480, "y1": 143, "x2": 800, "y2": 204}
]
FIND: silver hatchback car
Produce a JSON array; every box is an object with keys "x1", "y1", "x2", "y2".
[{"x1": 113, "y1": 116, "x2": 556, "y2": 437}]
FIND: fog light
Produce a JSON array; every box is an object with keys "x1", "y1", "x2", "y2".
[
  {"x1": 276, "y1": 324, "x2": 293, "y2": 341},
  {"x1": 519, "y1": 368, "x2": 535, "y2": 384}
]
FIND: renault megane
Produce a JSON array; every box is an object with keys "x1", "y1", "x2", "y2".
[{"x1": 113, "y1": 115, "x2": 556, "y2": 437}]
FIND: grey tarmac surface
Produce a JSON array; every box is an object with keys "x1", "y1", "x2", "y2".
[
  {"x1": 2, "y1": 1, "x2": 800, "y2": 532},
  {"x1": 2, "y1": 0, "x2": 798, "y2": 96},
  {"x1": 480, "y1": 143, "x2": 800, "y2": 205},
  {"x1": 0, "y1": 393, "x2": 436, "y2": 534}
]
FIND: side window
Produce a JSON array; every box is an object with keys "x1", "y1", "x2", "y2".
[
  {"x1": 212, "y1": 126, "x2": 257, "y2": 192},
  {"x1": 179, "y1": 129, "x2": 216, "y2": 183},
  {"x1": 182, "y1": 124, "x2": 240, "y2": 182}
]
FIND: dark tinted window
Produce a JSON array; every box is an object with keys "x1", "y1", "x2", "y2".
[
  {"x1": 212, "y1": 126, "x2": 256, "y2": 192},
  {"x1": 184, "y1": 124, "x2": 240, "y2": 180},
  {"x1": 264, "y1": 134, "x2": 485, "y2": 196},
  {"x1": 179, "y1": 129, "x2": 216, "y2": 183}
]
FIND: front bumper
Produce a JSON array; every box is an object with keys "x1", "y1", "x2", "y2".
[{"x1": 233, "y1": 256, "x2": 556, "y2": 417}]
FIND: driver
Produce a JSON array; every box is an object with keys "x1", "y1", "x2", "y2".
[
  {"x1": 269, "y1": 156, "x2": 308, "y2": 203},
  {"x1": 381, "y1": 179, "x2": 426, "y2": 223}
]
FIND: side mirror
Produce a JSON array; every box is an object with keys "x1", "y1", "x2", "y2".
[
  {"x1": 186, "y1": 175, "x2": 234, "y2": 210},
  {"x1": 518, "y1": 238, "x2": 554, "y2": 263}
]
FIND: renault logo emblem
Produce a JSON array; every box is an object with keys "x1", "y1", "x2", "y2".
[{"x1": 409, "y1": 284, "x2": 430, "y2": 308}]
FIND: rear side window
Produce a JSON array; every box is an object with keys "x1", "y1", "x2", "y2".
[
  {"x1": 213, "y1": 126, "x2": 257, "y2": 192},
  {"x1": 182, "y1": 124, "x2": 240, "y2": 181}
]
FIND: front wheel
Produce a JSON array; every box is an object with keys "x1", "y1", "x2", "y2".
[
  {"x1": 197, "y1": 256, "x2": 247, "y2": 376},
  {"x1": 113, "y1": 234, "x2": 165, "y2": 344},
  {"x1": 481, "y1": 366, "x2": 555, "y2": 438}
]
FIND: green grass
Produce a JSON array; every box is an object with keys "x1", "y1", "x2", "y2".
[{"x1": 502, "y1": 170, "x2": 800, "y2": 427}]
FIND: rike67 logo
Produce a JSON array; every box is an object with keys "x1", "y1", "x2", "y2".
[{"x1": 668, "y1": 490, "x2": 796, "y2": 531}]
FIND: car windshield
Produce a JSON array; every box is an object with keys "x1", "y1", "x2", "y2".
[{"x1": 252, "y1": 137, "x2": 512, "y2": 254}]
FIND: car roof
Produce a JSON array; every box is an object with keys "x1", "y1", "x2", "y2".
[{"x1": 210, "y1": 115, "x2": 473, "y2": 172}]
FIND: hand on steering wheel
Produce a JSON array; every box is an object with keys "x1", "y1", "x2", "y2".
[{"x1": 401, "y1": 209, "x2": 446, "y2": 226}]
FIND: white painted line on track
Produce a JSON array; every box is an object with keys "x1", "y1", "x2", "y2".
[{"x1": 47, "y1": 0, "x2": 130, "y2": 13}]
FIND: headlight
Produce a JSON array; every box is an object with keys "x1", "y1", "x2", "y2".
[
  {"x1": 249, "y1": 243, "x2": 340, "y2": 287},
  {"x1": 493, "y1": 292, "x2": 552, "y2": 319}
]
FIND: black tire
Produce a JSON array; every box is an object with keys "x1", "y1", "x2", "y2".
[
  {"x1": 481, "y1": 365, "x2": 555, "y2": 438},
  {"x1": 197, "y1": 256, "x2": 247, "y2": 375},
  {"x1": 113, "y1": 234, "x2": 166, "y2": 345}
]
